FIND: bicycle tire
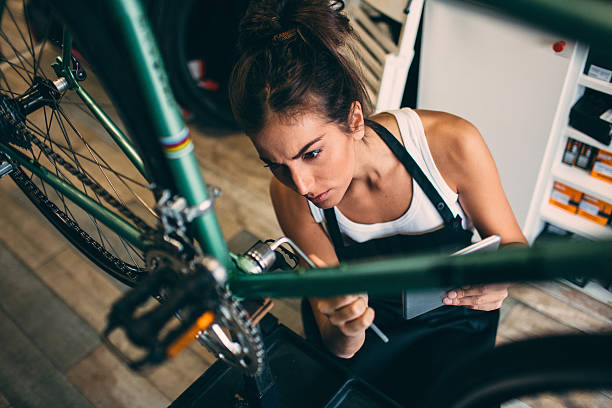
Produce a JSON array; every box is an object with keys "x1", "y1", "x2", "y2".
[
  {"x1": 149, "y1": 0, "x2": 248, "y2": 130},
  {"x1": 423, "y1": 333, "x2": 612, "y2": 408},
  {"x1": 0, "y1": 0, "x2": 174, "y2": 286}
]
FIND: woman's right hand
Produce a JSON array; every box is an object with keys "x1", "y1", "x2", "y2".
[
  {"x1": 308, "y1": 254, "x2": 375, "y2": 357},
  {"x1": 313, "y1": 294, "x2": 375, "y2": 338}
]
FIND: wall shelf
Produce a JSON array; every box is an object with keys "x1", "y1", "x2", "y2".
[
  {"x1": 540, "y1": 203, "x2": 612, "y2": 240},
  {"x1": 551, "y1": 163, "x2": 612, "y2": 203},
  {"x1": 566, "y1": 125, "x2": 611, "y2": 152}
]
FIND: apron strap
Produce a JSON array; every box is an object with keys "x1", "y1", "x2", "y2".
[
  {"x1": 365, "y1": 119, "x2": 460, "y2": 227},
  {"x1": 322, "y1": 118, "x2": 466, "y2": 259},
  {"x1": 323, "y1": 207, "x2": 346, "y2": 261}
]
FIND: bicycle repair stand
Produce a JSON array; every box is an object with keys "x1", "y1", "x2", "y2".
[{"x1": 170, "y1": 313, "x2": 401, "y2": 408}]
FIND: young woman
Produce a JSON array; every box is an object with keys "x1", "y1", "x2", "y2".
[{"x1": 229, "y1": 0, "x2": 527, "y2": 405}]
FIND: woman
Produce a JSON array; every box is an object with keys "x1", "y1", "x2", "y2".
[{"x1": 229, "y1": 0, "x2": 527, "y2": 405}]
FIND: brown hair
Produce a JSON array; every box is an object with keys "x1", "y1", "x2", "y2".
[{"x1": 229, "y1": 0, "x2": 371, "y2": 136}]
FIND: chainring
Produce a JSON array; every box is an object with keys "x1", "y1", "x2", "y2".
[
  {"x1": 145, "y1": 240, "x2": 265, "y2": 375},
  {"x1": 197, "y1": 290, "x2": 265, "y2": 376}
]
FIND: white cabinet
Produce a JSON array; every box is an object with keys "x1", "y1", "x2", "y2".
[
  {"x1": 524, "y1": 53, "x2": 612, "y2": 243},
  {"x1": 417, "y1": 0, "x2": 575, "y2": 230},
  {"x1": 417, "y1": 0, "x2": 612, "y2": 303}
]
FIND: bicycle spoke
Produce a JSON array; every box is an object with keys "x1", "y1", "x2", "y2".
[
  {"x1": 6, "y1": 4, "x2": 35, "y2": 73},
  {"x1": 0, "y1": 67, "x2": 14, "y2": 95},
  {"x1": 21, "y1": 0, "x2": 40, "y2": 74},
  {"x1": 0, "y1": 44, "x2": 32, "y2": 85},
  {"x1": 0, "y1": 0, "x2": 155, "y2": 281},
  {"x1": 51, "y1": 106, "x2": 123, "y2": 254},
  {"x1": 56, "y1": 105, "x2": 157, "y2": 217},
  {"x1": 0, "y1": 28, "x2": 34, "y2": 79},
  {"x1": 27, "y1": 132, "x2": 149, "y2": 188}
]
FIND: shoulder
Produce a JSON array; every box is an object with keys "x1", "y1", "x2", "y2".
[{"x1": 413, "y1": 109, "x2": 490, "y2": 191}]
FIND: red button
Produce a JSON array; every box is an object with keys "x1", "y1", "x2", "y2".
[{"x1": 553, "y1": 41, "x2": 566, "y2": 53}]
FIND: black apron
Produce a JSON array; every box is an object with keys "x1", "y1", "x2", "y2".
[{"x1": 301, "y1": 119, "x2": 499, "y2": 407}]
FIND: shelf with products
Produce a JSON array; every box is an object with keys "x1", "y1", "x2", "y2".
[
  {"x1": 527, "y1": 42, "x2": 612, "y2": 243},
  {"x1": 578, "y1": 74, "x2": 612, "y2": 96},
  {"x1": 539, "y1": 202, "x2": 612, "y2": 241},
  {"x1": 551, "y1": 163, "x2": 612, "y2": 203},
  {"x1": 566, "y1": 125, "x2": 611, "y2": 152}
]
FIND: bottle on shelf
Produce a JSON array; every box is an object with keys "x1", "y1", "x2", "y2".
[{"x1": 562, "y1": 138, "x2": 581, "y2": 165}]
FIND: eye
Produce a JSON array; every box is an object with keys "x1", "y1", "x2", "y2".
[{"x1": 303, "y1": 149, "x2": 321, "y2": 160}]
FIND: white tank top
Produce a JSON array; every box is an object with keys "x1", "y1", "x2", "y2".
[{"x1": 307, "y1": 108, "x2": 474, "y2": 243}]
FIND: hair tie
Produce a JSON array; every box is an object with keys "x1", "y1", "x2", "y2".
[{"x1": 273, "y1": 28, "x2": 297, "y2": 42}]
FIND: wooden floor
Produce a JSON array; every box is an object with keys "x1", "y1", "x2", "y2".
[{"x1": 0, "y1": 118, "x2": 610, "y2": 407}]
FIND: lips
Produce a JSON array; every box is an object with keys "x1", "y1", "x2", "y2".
[{"x1": 309, "y1": 189, "x2": 330, "y2": 204}]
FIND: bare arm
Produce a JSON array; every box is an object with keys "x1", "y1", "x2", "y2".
[
  {"x1": 422, "y1": 111, "x2": 527, "y2": 310},
  {"x1": 269, "y1": 178, "x2": 374, "y2": 357}
]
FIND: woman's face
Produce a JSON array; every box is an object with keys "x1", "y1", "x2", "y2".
[{"x1": 251, "y1": 112, "x2": 360, "y2": 208}]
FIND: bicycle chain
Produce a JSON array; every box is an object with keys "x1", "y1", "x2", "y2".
[
  {"x1": 10, "y1": 166, "x2": 145, "y2": 283},
  {"x1": 0, "y1": 95, "x2": 156, "y2": 283},
  {"x1": 1, "y1": 94, "x2": 266, "y2": 367},
  {"x1": 28, "y1": 135, "x2": 156, "y2": 235},
  {"x1": 0, "y1": 101, "x2": 155, "y2": 236}
]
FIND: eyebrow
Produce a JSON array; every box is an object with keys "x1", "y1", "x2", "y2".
[{"x1": 259, "y1": 135, "x2": 324, "y2": 164}]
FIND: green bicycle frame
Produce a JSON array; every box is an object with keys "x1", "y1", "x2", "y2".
[
  {"x1": 1, "y1": 0, "x2": 610, "y2": 296},
  {"x1": 0, "y1": 0, "x2": 233, "y2": 270}
]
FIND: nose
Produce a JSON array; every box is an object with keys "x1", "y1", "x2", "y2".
[{"x1": 288, "y1": 165, "x2": 312, "y2": 196}]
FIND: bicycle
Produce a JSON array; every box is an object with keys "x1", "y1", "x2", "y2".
[{"x1": 0, "y1": 0, "x2": 610, "y2": 406}]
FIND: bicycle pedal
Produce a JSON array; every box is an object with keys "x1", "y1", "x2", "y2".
[{"x1": 0, "y1": 162, "x2": 13, "y2": 178}]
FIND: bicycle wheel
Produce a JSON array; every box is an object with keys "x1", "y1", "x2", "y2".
[
  {"x1": 0, "y1": 0, "x2": 158, "y2": 286},
  {"x1": 423, "y1": 333, "x2": 612, "y2": 408},
  {"x1": 149, "y1": 0, "x2": 249, "y2": 130}
]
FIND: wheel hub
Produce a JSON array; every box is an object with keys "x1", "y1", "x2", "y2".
[{"x1": 0, "y1": 76, "x2": 62, "y2": 148}]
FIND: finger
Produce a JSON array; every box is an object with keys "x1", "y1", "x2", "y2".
[
  {"x1": 317, "y1": 294, "x2": 363, "y2": 314},
  {"x1": 342, "y1": 307, "x2": 375, "y2": 336},
  {"x1": 308, "y1": 254, "x2": 327, "y2": 268},
  {"x1": 449, "y1": 283, "x2": 509, "y2": 299},
  {"x1": 444, "y1": 292, "x2": 507, "y2": 307},
  {"x1": 466, "y1": 300, "x2": 505, "y2": 311},
  {"x1": 328, "y1": 297, "x2": 368, "y2": 326}
]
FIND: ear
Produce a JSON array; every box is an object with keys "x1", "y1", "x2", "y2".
[{"x1": 347, "y1": 101, "x2": 364, "y2": 140}]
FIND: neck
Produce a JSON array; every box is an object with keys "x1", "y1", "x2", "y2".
[{"x1": 351, "y1": 125, "x2": 394, "y2": 187}]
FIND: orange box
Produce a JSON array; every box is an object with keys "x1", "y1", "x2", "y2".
[
  {"x1": 591, "y1": 149, "x2": 612, "y2": 184},
  {"x1": 549, "y1": 181, "x2": 582, "y2": 213},
  {"x1": 577, "y1": 194, "x2": 612, "y2": 226}
]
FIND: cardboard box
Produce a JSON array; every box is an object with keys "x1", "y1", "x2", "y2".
[
  {"x1": 549, "y1": 181, "x2": 582, "y2": 213},
  {"x1": 590, "y1": 149, "x2": 612, "y2": 183},
  {"x1": 577, "y1": 194, "x2": 612, "y2": 226}
]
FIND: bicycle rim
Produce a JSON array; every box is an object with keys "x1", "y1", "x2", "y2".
[{"x1": 0, "y1": 0, "x2": 156, "y2": 286}]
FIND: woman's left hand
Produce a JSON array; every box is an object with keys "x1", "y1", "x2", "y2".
[{"x1": 443, "y1": 283, "x2": 510, "y2": 311}]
